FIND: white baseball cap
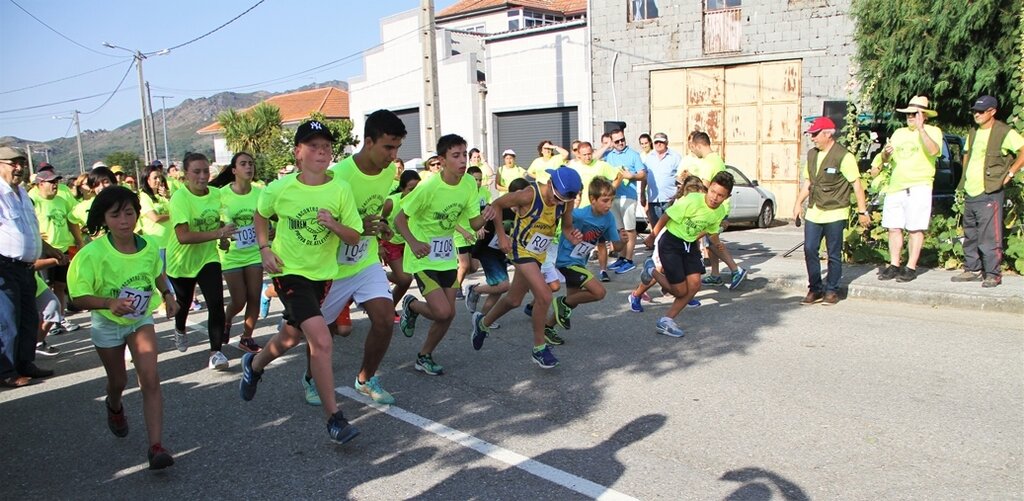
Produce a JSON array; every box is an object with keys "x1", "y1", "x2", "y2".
[{"x1": 502, "y1": 149, "x2": 516, "y2": 157}]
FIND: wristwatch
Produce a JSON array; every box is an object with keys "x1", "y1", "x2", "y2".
[{"x1": 858, "y1": 211, "x2": 870, "y2": 216}]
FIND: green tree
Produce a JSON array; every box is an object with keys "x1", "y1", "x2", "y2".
[
  {"x1": 308, "y1": 111, "x2": 358, "y2": 159},
  {"x1": 104, "y1": 151, "x2": 143, "y2": 175},
  {"x1": 851, "y1": 0, "x2": 1023, "y2": 129},
  {"x1": 218, "y1": 102, "x2": 284, "y2": 182}
]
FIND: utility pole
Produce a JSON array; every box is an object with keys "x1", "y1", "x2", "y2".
[
  {"x1": 146, "y1": 82, "x2": 159, "y2": 162},
  {"x1": 155, "y1": 95, "x2": 173, "y2": 165},
  {"x1": 420, "y1": 0, "x2": 441, "y2": 155},
  {"x1": 72, "y1": 110, "x2": 84, "y2": 175},
  {"x1": 104, "y1": 43, "x2": 170, "y2": 164}
]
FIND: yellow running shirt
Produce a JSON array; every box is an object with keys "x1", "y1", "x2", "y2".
[
  {"x1": 329, "y1": 156, "x2": 396, "y2": 279},
  {"x1": 218, "y1": 184, "x2": 263, "y2": 270},
  {"x1": 166, "y1": 186, "x2": 222, "y2": 278},
  {"x1": 33, "y1": 195, "x2": 75, "y2": 252},
  {"x1": 256, "y1": 172, "x2": 362, "y2": 281},
  {"x1": 511, "y1": 182, "x2": 562, "y2": 263},
  {"x1": 139, "y1": 193, "x2": 172, "y2": 248},
  {"x1": 664, "y1": 192, "x2": 728, "y2": 242},
  {"x1": 570, "y1": 159, "x2": 618, "y2": 208},
  {"x1": 400, "y1": 173, "x2": 480, "y2": 273},
  {"x1": 67, "y1": 234, "x2": 163, "y2": 324}
]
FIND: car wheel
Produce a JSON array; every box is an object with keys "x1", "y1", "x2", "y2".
[{"x1": 757, "y1": 202, "x2": 774, "y2": 228}]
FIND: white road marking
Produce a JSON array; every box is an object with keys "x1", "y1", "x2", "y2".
[{"x1": 337, "y1": 386, "x2": 638, "y2": 501}]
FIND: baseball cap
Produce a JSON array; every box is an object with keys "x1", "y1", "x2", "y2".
[
  {"x1": 653, "y1": 132, "x2": 668, "y2": 143},
  {"x1": 545, "y1": 166, "x2": 583, "y2": 199},
  {"x1": 502, "y1": 149, "x2": 516, "y2": 157},
  {"x1": 91, "y1": 161, "x2": 107, "y2": 170},
  {"x1": 37, "y1": 162, "x2": 54, "y2": 172},
  {"x1": 149, "y1": 159, "x2": 163, "y2": 168},
  {"x1": 0, "y1": 146, "x2": 27, "y2": 161},
  {"x1": 970, "y1": 95, "x2": 998, "y2": 112},
  {"x1": 294, "y1": 120, "x2": 335, "y2": 145},
  {"x1": 806, "y1": 117, "x2": 837, "y2": 134},
  {"x1": 110, "y1": 165, "x2": 124, "y2": 174},
  {"x1": 35, "y1": 170, "x2": 62, "y2": 183}
]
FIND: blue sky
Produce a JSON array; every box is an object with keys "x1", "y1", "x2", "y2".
[{"x1": 0, "y1": 0, "x2": 457, "y2": 142}]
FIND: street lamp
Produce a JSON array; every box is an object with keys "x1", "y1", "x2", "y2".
[{"x1": 102, "y1": 42, "x2": 169, "y2": 164}]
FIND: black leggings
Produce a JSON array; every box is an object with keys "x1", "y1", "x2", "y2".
[{"x1": 169, "y1": 261, "x2": 225, "y2": 352}]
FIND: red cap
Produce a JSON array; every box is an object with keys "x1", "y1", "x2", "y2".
[{"x1": 806, "y1": 117, "x2": 836, "y2": 134}]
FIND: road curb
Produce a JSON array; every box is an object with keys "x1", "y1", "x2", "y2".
[{"x1": 760, "y1": 273, "x2": 1024, "y2": 314}]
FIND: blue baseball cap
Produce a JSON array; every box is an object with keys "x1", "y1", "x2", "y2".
[{"x1": 545, "y1": 166, "x2": 583, "y2": 198}]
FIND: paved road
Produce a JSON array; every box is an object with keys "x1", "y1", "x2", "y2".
[{"x1": 2, "y1": 257, "x2": 1021, "y2": 500}]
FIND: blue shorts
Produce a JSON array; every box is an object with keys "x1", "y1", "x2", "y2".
[
  {"x1": 475, "y1": 248, "x2": 509, "y2": 286},
  {"x1": 91, "y1": 313, "x2": 155, "y2": 348}
]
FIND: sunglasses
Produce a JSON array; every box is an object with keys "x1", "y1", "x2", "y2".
[
  {"x1": 38, "y1": 179, "x2": 59, "y2": 184},
  {"x1": 1, "y1": 159, "x2": 28, "y2": 167},
  {"x1": 810, "y1": 131, "x2": 822, "y2": 138},
  {"x1": 972, "y1": 109, "x2": 992, "y2": 115},
  {"x1": 613, "y1": 138, "x2": 626, "y2": 144}
]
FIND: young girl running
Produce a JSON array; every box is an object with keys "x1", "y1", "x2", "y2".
[
  {"x1": 471, "y1": 166, "x2": 582, "y2": 368},
  {"x1": 210, "y1": 152, "x2": 263, "y2": 353},
  {"x1": 381, "y1": 169, "x2": 421, "y2": 317},
  {"x1": 166, "y1": 153, "x2": 234, "y2": 369},
  {"x1": 67, "y1": 186, "x2": 178, "y2": 470}
]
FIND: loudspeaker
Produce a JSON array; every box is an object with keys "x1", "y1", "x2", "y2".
[{"x1": 603, "y1": 121, "x2": 626, "y2": 134}]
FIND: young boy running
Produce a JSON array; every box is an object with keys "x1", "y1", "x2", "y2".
[
  {"x1": 395, "y1": 134, "x2": 495, "y2": 376},
  {"x1": 471, "y1": 166, "x2": 583, "y2": 368},
  {"x1": 542, "y1": 176, "x2": 618, "y2": 345},
  {"x1": 239, "y1": 120, "x2": 364, "y2": 444},
  {"x1": 647, "y1": 171, "x2": 734, "y2": 338},
  {"x1": 465, "y1": 178, "x2": 530, "y2": 324}
]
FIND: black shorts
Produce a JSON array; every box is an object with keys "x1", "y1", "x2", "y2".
[
  {"x1": 45, "y1": 261, "x2": 69, "y2": 284},
  {"x1": 272, "y1": 275, "x2": 330, "y2": 327},
  {"x1": 414, "y1": 269, "x2": 458, "y2": 296},
  {"x1": 558, "y1": 265, "x2": 594, "y2": 289},
  {"x1": 511, "y1": 257, "x2": 541, "y2": 266},
  {"x1": 457, "y1": 245, "x2": 473, "y2": 256},
  {"x1": 656, "y1": 232, "x2": 704, "y2": 285}
]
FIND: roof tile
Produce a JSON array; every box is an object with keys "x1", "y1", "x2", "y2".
[{"x1": 197, "y1": 86, "x2": 349, "y2": 134}]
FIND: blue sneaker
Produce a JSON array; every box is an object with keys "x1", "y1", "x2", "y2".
[
  {"x1": 608, "y1": 257, "x2": 627, "y2": 272},
  {"x1": 688, "y1": 298, "x2": 701, "y2": 307},
  {"x1": 465, "y1": 284, "x2": 481, "y2": 313},
  {"x1": 471, "y1": 311, "x2": 488, "y2": 351},
  {"x1": 640, "y1": 258, "x2": 656, "y2": 284},
  {"x1": 615, "y1": 260, "x2": 637, "y2": 274},
  {"x1": 301, "y1": 373, "x2": 321, "y2": 406},
  {"x1": 656, "y1": 317, "x2": 685, "y2": 338},
  {"x1": 628, "y1": 293, "x2": 643, "y2": 313},
  {"x1": 259, "y1": 284, "x2": 270, "y2": 319},
  {"x1": 239, "y1": 352, "x2": 262, "y2": 401},
  {"x1": 523, "y1": 303, "x2": 533, "y2": 317},
  {"x1": 327, "y1": 410, "x2": 360, "y2": 444},
  {"x1": 599, "y1": 270, "x2": 611, "y2": 282},
  {"x1": 531, "y1": 345, "x2": 559, "y2": 368},
  {"x1": 729, "y1": 266, "x2": 748, "y2": 290},
  {"x1": 400, "y1": 295, "x2": 418, "y2": 337},
  {"x1": 702, "y1": 275, "x2": 724, "y2": 286}
]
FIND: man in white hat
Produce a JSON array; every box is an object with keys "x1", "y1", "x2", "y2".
[{"x1": 869, "y1": 95, "x2": 943, "y2": 283}]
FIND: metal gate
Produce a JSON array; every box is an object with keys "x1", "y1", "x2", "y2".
[
  {"x1": 390, "y1": 108, "x2": 422, "y2": 161},
  {"x1": 494, "y1": 107, "x2": 578, "y2": 167}
]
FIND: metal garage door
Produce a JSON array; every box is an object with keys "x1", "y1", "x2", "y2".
[
  {"x1": 391, "y1": 108, "x2": 422, "y2": 162},
  {"x1": 494, "y1": 107, "x2": 578, "y2": 167}
]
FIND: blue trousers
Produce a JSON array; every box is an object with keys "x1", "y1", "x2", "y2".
[{"x1": 804, "y1": 219, "x2": 845, "y2": 293}]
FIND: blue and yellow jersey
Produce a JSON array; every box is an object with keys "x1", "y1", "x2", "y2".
[{"x1": 511, "y1": 182, "x2": 563, "y2": 263}]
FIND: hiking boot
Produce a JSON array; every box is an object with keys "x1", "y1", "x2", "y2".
[
  {"x1": 801, "y1": 291, "x2": 823, "y2": 305},
  {"x1": 878, "y1": 264, "x2": 899, "y2": 281},
  {"x1": 822, "y1": 291, "x2": 840, "y2": 305},
  {"x1": 982, "y1": 275, "x2": 1002, "y2": 288},
  {"x1": 951, "y1": 270, "x2": 983, "y2": 282}
]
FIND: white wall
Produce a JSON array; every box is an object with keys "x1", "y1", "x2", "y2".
[
  {"x1": 211, "y1": 135, "x2": 232, "y2": 166},
  {"x1": 483, "y1": 25, "x2": 590, "y2": 164},
  {"x1": 438, "y1": 10, "x2": 508, "y2": 33}
]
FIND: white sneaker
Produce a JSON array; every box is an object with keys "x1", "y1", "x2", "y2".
[
  {"x1": 174, "y1": 329, "x2": 188, "y2": 352},
  {"x1": 209, "y1": 351, "x2": 229, "y2": 371},
  {"x1": 655, "y1": 317, "x2": 685, "y2": 338},
  {"x1": 60, "y1": 318, "x2": 81, "y2": 332}
]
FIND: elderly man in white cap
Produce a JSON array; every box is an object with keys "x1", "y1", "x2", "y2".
[{"x1": 869, "y1": 95, "x2": 943, "y2": 283}]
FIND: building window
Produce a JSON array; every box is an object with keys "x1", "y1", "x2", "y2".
[
  {"x1": 460, "y1": 24, "x2": 485, "y2": 33},
  {"x1": 703, "y1": 0, "x2": 742, "y2": 54},
  {"x1": 508, "y1": 9, "x2": 564, "y2": 30},
  {"x1": 629, "y1": 0, "x2": 660, "y2": 21}
]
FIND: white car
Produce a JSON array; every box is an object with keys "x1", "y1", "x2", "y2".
[{"x1": 635, "y1": 164, "x2": 777, "y2": 231}]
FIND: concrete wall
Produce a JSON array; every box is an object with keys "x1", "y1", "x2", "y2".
[{"x1": 589, "y1": 0, "x2": 856, "y2": 149}]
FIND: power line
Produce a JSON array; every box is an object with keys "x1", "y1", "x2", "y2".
[
  {"x1": 163, "y1": 0, "x2": 267, "y2": 52},
  {"x1": 0, "y1": 61, "x2": 137, "y2": 114},
  {"x1": 80, "y1": 60, "x2": 136, "y2": 115},
  {"x1": 0, "y1": 60, "x2": 130, "y2": 95},
  {"x1": 7, "y1": 0, "x2": 123, "y2": 58}
]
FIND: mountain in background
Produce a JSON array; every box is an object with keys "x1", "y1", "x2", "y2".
[{"x1": 0, "y1": 80, "x2": 347, "y2": 176}]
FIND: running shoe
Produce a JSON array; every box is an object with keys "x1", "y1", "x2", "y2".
[
  {"x1": 471, "y1": 312, "x2": 489, "y2": 351},
  {"x1": 701, "y1": 275, "x2": 724, "y2": 286},
  {"x1": 615, "y1": 260, "x2": 637, "y2": 274},
  {"x1": 209, "y1": 351, "x2": 229, "y2": 371},
  {"x1": 301, "y1": 373, "x2": 321, "y2": 406},
  {"x1": 35, "y1": 341, "x2": 60, "y2": 357},
  {"x1": 327, "y1": 410, "x2": 360, "y2": 445},
  {"x1": 553, "y1": 296, "x2": 572, "y2": 329},
  {"x1": 47, "y1": 324, "x2": 64, "y2": 336},
  {"x1": 173, "y1": 329, "x2": 188, "y2": 352},
  {"x1": 147, "y1": 443, "x2": 175, "y2": 470},
  {"x1": 728, "y1": 266, "x2": 748, "y2": 290},
  {"x1": 599, "y1": 270, "x2": 610, "y2": 283},
  {"x1": 608, "y1": 257, "x2": 627, "y2": 272},
  {"x1": 640, "y1": 258, "x2": 656, "y2": 284},
  {"x1": 544, "y1": 327, "x2": 564, "y2": 346},
  {"x1": 238, "y1": 337, "x2": 262, "y2": 353},
  {"x1": 877, "y1": 264, "x2": 899, "y2": 281},
  {"x1": 354, "y1": 376, "x2": 395, "y2": 404},
  {"x1": 190, "y1": 299, "x2": 202, "y2": 312},
  {"x1": 106, "y1": 398, "x2": 129, "y2": 438},
  {"x1": 655, "y1": 317, "x2": 685, "y2": 338},
  {"x1": 60, "y1": 318, "x2": 80, "y2": 332},
  {"x1": 259, "y1": 284, "x2": 271, "y2": 319},
  {"x1": 487, "y1": 322, "x2": 501, "y2": 329},
  {"x1": 628, "y1": 293, "x2": 643, "y2": 313},
  {"x1": 454, "y1": 288, "x2": 465, "y2": 300},
  {"x1": 415, "y1": 353, "x2": 444, "y2": 376},
  {"x1": 465, "y1": 284, "x2": 482, "y2": 313},
  {"x1": 531, "y1": 345, "x2": 559, "y2": 368},
  {"x1": 400, "y1": 294, "x2": 418, "y2": 338},
  {"x1": 239, "y1": 352, "x2": 262, "y2": 401},
  {"x1": 688, "y1": 298, "x2": 701, "y2": 307}
]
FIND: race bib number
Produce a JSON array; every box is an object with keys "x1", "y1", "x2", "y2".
[
  {"x1": 487, "y1": 234, "x2": 501, "y2": 250},
  {"x1": 429, "y1": 236, "x2": 454, "y2": 261},
  {"x1": 338, "y1": 237, "x2": 371, "y2": 264},
  {"x1": 235, "y1": 224, "x2": 256, "y2": 249},
  {"x1": 524, "y1": 234, "x2": 553, "y2": 255},
  {"x1": 570, "y1": 241, "x2": 596, "y2": 259},
  {"x1": 118, "y1": 287, "x2": 152, "y2": 319}
]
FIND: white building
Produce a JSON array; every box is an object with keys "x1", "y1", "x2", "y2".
[{"x1": 348, "y1": 0, "x2": 589, "y2": 167}]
